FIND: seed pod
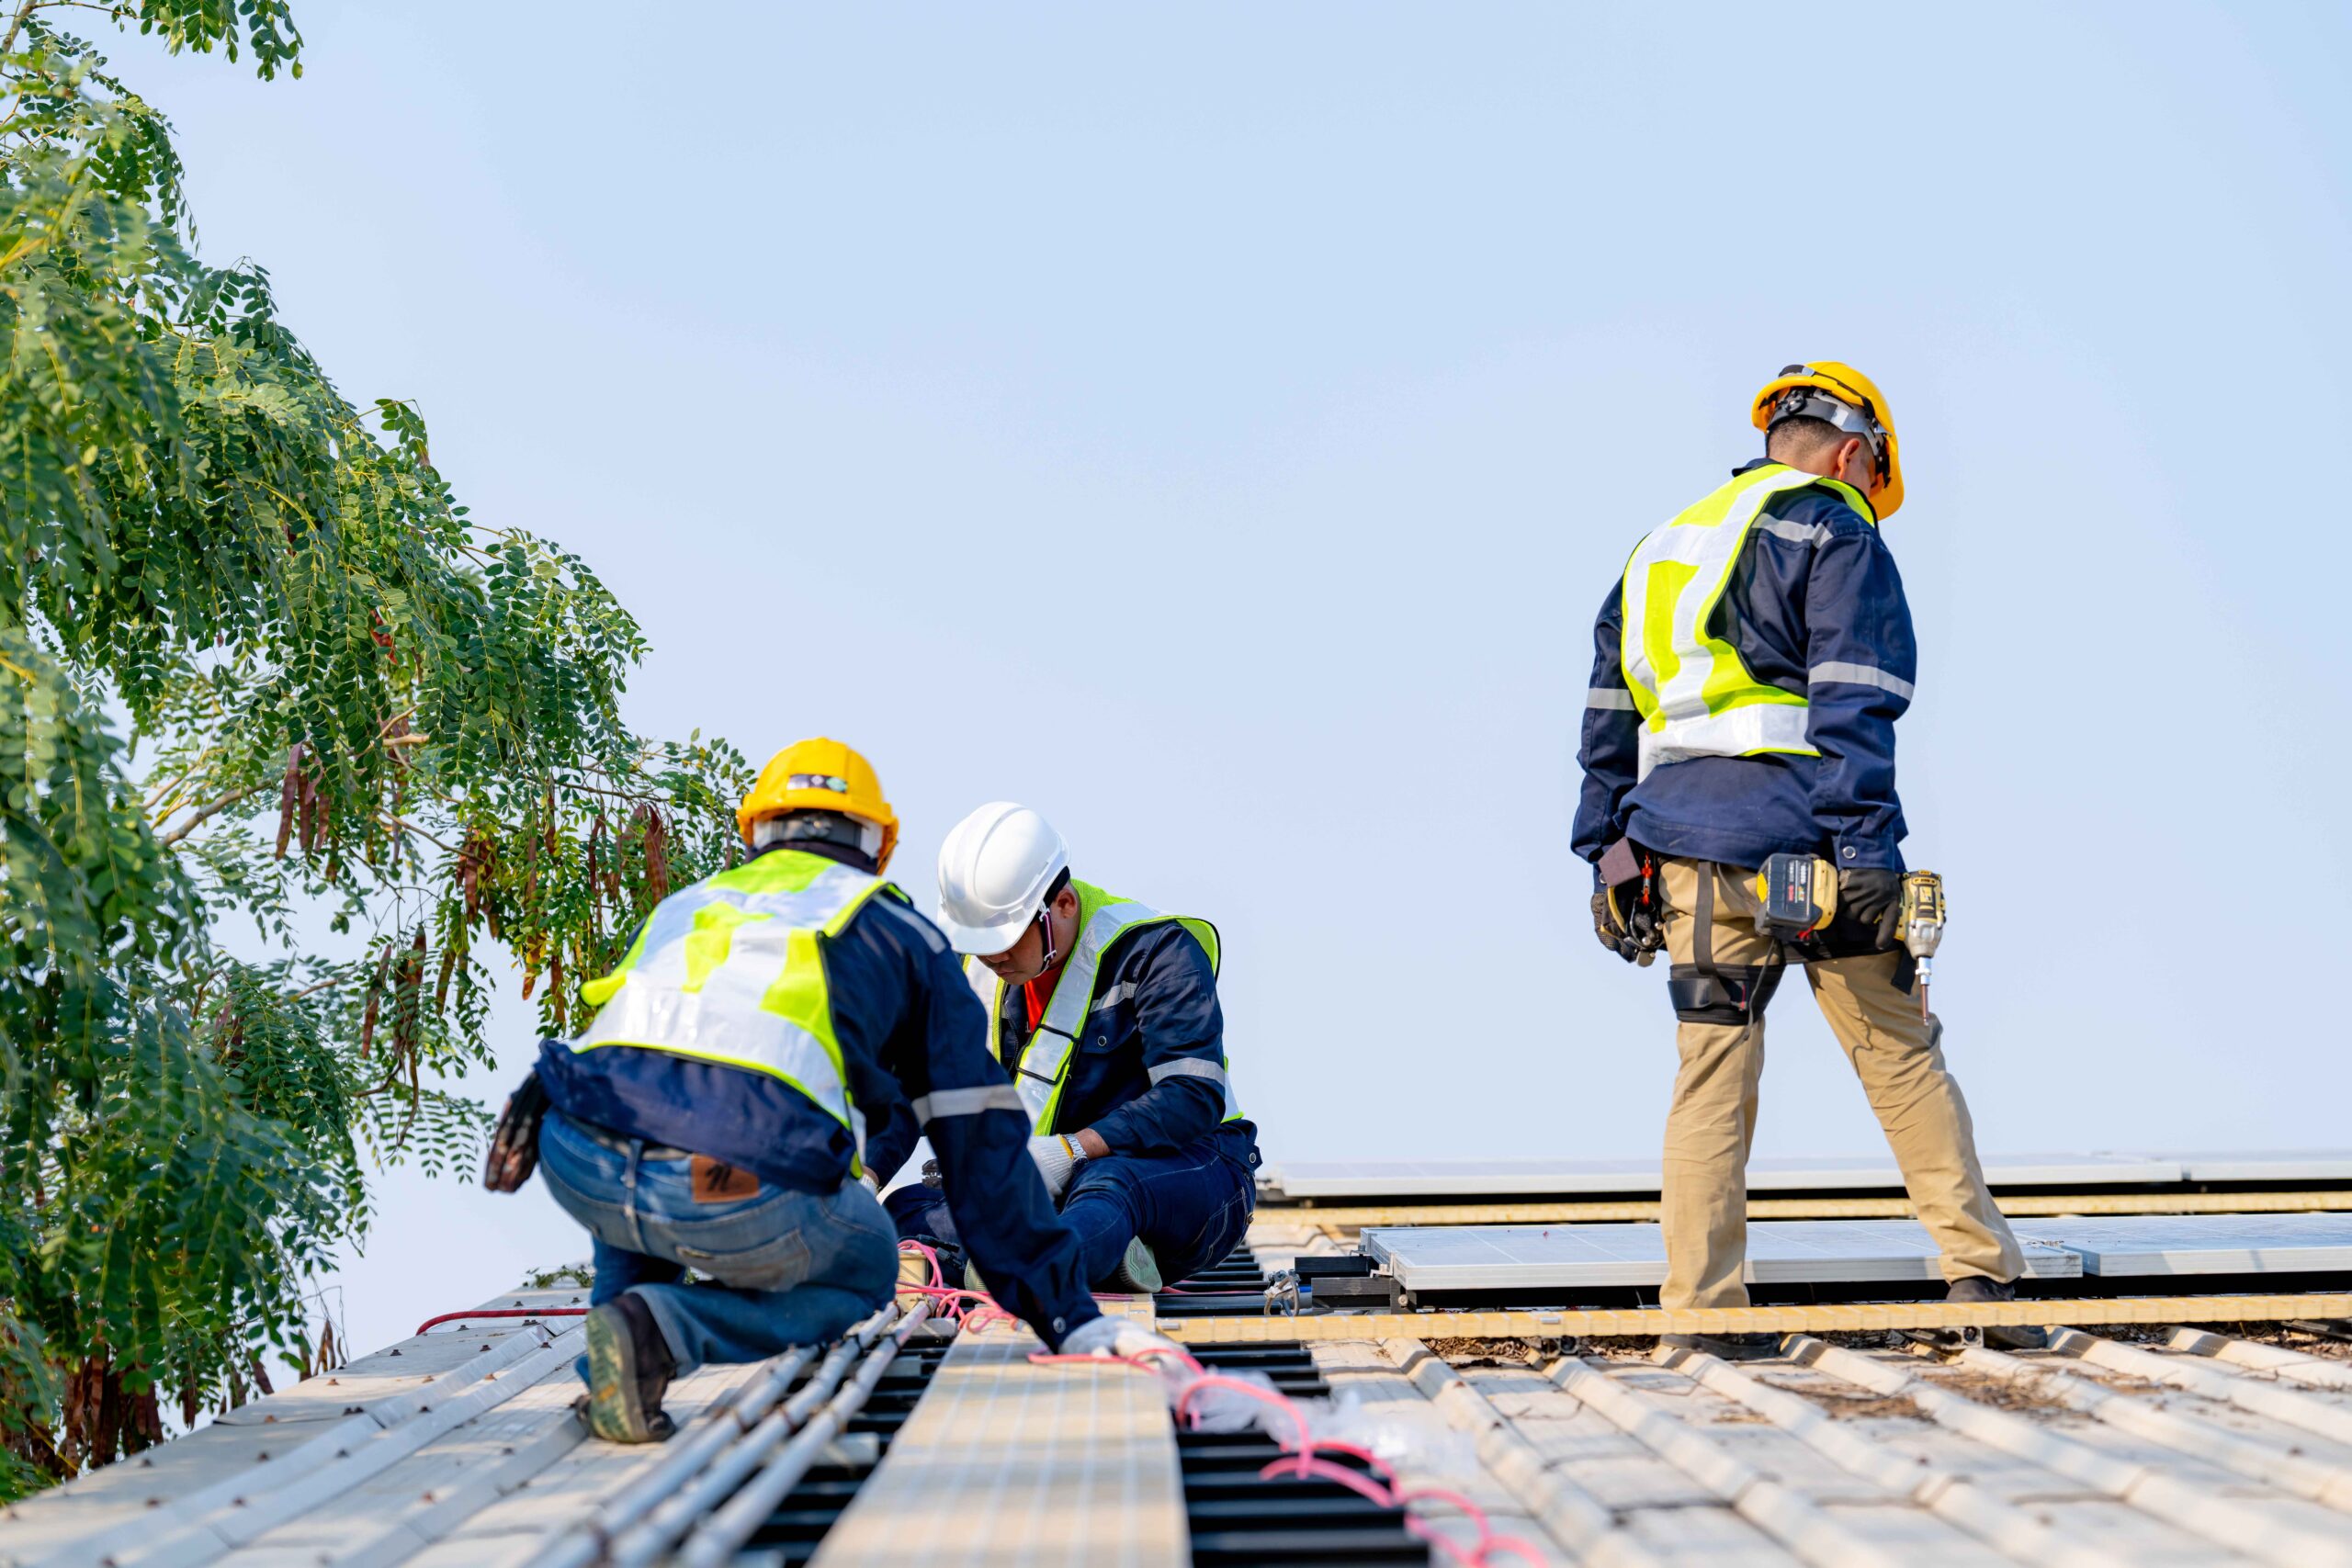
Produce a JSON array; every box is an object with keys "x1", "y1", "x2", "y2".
[
  {"x1": 297, "y1": 763, "x2": 322, "y2": 855},
  {"x1": 274, "y1": 745, "x2": 302, "y2": 859},
  {"x1": 639, "y1": 806, "x2": 670, "y2": 904},
  {"x1": 392, "y1": 927, "x2": 425, "y2": 1064},
  {"x1": 357, "y1": 943, "x2": 392, "y2": 1059}
]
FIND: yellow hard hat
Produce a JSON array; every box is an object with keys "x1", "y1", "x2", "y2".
[
  {"x1": 737, "y1": 737, "x2": 899, "y2": 869},
  {"x1": 1750, "y1": 362, "x2": 1904, "y2": 520}
]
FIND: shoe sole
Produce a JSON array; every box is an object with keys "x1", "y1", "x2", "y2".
[
  {"x1": 1110, "y1": 1241, "x2": 1166, "y2": 1297},
  {"x1": 584, "y1": 1305, "x2": 655, "y2": 1443},
  {"x1": 1663, "y1": 1334, "x2": 1784, "y2": 1361},
  {"x1": 1110, "y1": 1239, "x2": 1163, "y2": 1294}
]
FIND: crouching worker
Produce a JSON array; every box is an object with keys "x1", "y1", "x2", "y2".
[
  {"x1": 885, "y1": 803, "x2": 1259, "y2": 1295},
  {"x1": 484, "y1": 741, "x2": 1162, "y2": 1444}
]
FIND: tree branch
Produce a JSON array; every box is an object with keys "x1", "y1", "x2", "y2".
[
  {"x1": 1, "y1": 0, "x2": 43, "y2": 62},
  {"x1": 157, "y1": 781, "x2": 266, "y2": 846}
]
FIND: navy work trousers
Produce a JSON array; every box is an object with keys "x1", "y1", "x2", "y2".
[{"x1": 889, "y1": 1134, "x2": 1254, "y2": 1290}]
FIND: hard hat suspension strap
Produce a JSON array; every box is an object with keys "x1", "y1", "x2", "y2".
[{"x1": 1768, "y1": 385, "x2": 1886, "y2": 479}]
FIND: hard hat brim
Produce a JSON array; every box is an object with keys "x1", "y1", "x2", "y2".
[{"x1": 935, "y1": 908, "x2": 1035, "y2": 958}]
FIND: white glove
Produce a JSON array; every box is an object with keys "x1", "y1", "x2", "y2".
[
  {"x1": 1026, "y1": 1133, "x2": 1080, "y2": 1200},
  {"x1": 857, "y1": 1168, "x2": 881, "y2": 1196},
  {"x1": 1058, "y1": 1314, "x2": 1186, "y2": 1363}
]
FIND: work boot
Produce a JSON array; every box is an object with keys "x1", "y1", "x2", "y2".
[
  {"x1": 583, "y1": 1293, "x2": 677, "y2": 1443},
  {"x1": 1946, "y1": 1274, "x2": 2047, "y2": 1348},
  {"x1": 1108, "y1": 1238, "x2": 1163, "y2": 1294},
  {"x1": 1659, "y1": 1331, "x2": 1783, "y2": 1361}
]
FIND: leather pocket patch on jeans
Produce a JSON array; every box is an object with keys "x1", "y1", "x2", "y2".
[{"x1": 691, "y1": 1155, "x2": 761, "y2": 1202}]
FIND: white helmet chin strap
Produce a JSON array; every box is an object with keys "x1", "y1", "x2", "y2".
[
  {"x1": 1033, "y1": 904, "x2": 1061, "y2": 970},
  {"x1": 1028, "y1": 868, "x2": 1074, "y2": 970}
]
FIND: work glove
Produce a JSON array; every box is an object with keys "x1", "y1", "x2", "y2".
[
  {"x1": 1590, "y1": 862, "x2": 1660, "y2": 964},
  {"x1": 1591, "y1": 885, "x2": 1637, "y2": 962},
  {"x1": 1026, "y1": 1133, "x2": 1082, "y2": 1200},
  {"x1": 482, "y1": 1072, "x2": 549, "y2": 1193},
  {"x1": 1057, "y1": 1314, "x2": 1188, "y2": 1365},
  {"x1": 857, "y1": 1168, "x2": 882, "y2": 1196},
  {"x1": 1836, "y1": 866, "x2": 1905, "y2": 947}
]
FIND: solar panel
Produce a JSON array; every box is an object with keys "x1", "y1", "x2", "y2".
[
  {"x1": 1360, "y1": 1220, "x2": 2082, "y2": 1291},
  {"x1": 1259, "y1": 1151, "x2": 2198, "y2": 1200},
  {"x1": 2016, "y1": 1213, "x2": 2352, "y2": 1276},
  {"x1": 2160, "y1": 1151, "x2": 2352, "y2": 1184}
]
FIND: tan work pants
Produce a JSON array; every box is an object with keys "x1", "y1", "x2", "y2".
[{"x1": 1657, "y1": 858, "x2": 2024, "y2": 1309}]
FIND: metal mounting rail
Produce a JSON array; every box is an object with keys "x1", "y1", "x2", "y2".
[
  {"x1": 1157, "y1": 1291, "x2": 2352, "y2": 1343},
  {"x1": 676, "y1": 1305, "x2": 933, "y2": 1567},
  {"x1": 1257, "y1": 1188, "x2": 2352, "y2": 1230},
  {"x1": 522, "y1": 1303, "x2": 920, "y2": 1568}
]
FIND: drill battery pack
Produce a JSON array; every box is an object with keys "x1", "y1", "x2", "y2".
[{"x1": 1753, "y1": 852, "x2": 1838, "y2": 942}]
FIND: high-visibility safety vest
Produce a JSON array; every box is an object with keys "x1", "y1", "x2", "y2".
[
  {"x1": 1619, "y1": 463, "x2": 1876, "y2": 780},
  {"x1": 573, "y1": 850, "x2": 890, "y2": 1173},
  {"x1": 967, "y1": 879, "x2": 1242, "y2": 1136}
]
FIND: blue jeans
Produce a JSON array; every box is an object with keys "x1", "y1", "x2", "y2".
[
  {"x1": 538, "y1": 1111, "x2": 897, "y2": 1375},
  {"x1": 890, "y1": 1138, "x2": 1254, "y2": 1290}
]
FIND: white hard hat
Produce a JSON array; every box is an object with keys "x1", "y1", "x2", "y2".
[{"x1": 935, "y1": 802, "x2": 1070, "y2": 956}]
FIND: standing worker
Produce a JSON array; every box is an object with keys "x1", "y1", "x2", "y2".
[
  {"x1": 883, "y1": 803, "x2": 1259, "y2": 1296},
  {"x1": 485, "y1": 740, "x2": 1173, "y2": 1443},
  {"x1": 1573, "y1": 365, "x2": 2029, "y2": 1358}
]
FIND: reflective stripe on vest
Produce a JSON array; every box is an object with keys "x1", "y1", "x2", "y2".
[
  {"x1": 572, "y1": 851, "x2": 888, "y2": 1171},
  {"x1": 971, "y1": 879, "x2": 1240, "y2": 1134},
  {"x1": 1618, "y1": 464, "x2": 1873, "y2": 780}
]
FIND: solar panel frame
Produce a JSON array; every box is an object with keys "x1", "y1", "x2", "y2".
[
  {"x1": 2015, "y1": 1213, "x2": 2352, "y2": 1276},
  {"x1": 2159, "y1": 1151, "x2": 2352, "y2": 1183},
  {"x1": 1360, "y1": 1220, "x2": 2083, "y2": 1291},
  {"x1": 1259, "y1": 1150, "x2": 2200, "y2": 1200}
]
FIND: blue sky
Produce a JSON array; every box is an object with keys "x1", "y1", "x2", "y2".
[{"x1": 129, "y1": 3, "x2": 2352, "y2": 1355}]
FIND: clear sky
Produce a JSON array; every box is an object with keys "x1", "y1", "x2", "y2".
[{"x1": 125, "y1": 3, "x2": 2352, "y2": 1358}]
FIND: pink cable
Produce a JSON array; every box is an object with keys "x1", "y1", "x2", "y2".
[
  {"x1": 1020, "y1": 1346, "x2": 1527, "y2": 1567},
  {"x1": 931, "y1": 1249, "x2": 1521, "y2": 1566}
]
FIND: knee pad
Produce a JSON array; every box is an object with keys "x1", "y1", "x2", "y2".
[{"x1": 1667, "y1": 963, "x2": 1784, "y2": 1025}]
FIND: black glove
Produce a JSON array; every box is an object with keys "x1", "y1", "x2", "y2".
[
  {"x1": 483, "y1": 1072, "x2": 549, "y2": 1193},
  {"x1": 1591, "y1": 864, "x2": 1640, "y2": 961},
  {"x1": 1836, "y1": 867, "x2": 1904, "y2": 947},
  {"x1": 1590, "y1": 863, "x2": 1662, "y2": 964}
]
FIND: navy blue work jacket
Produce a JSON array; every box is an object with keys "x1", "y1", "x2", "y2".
[
  {"x1": 1572, "y1": 459, "x2": 1916, "y2": 873},
  {"x1": 977, "y1": 923, "x2": 1256, "y2": 1169},
  {"x1": 532, "y1": 842, "x2": 1098, "y2": 1345}
]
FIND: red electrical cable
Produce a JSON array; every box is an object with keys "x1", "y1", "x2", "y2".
[{"x1": 413, "y1": 1307, "x2": 588, "y2": 1334}]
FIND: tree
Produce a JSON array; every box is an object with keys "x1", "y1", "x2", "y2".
[{"x1": 0, "y1": 2, "x2": 747, "y2": 1492}]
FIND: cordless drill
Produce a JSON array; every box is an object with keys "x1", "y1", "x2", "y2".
[{"x1": 1897, "y1": 870, "x2": 1946, "y2": 1021}]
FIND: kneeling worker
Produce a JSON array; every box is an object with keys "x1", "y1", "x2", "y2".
[
  {"x1": 488, "y1": 740, "x2": 1167, "y2": 1443},
  {"x1": 1575, "y1": 365, "x2": 2029, "y2": 1358},
  {"x1": 885, "y1": 802, "x2": 1259, "y2": 1294}
]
